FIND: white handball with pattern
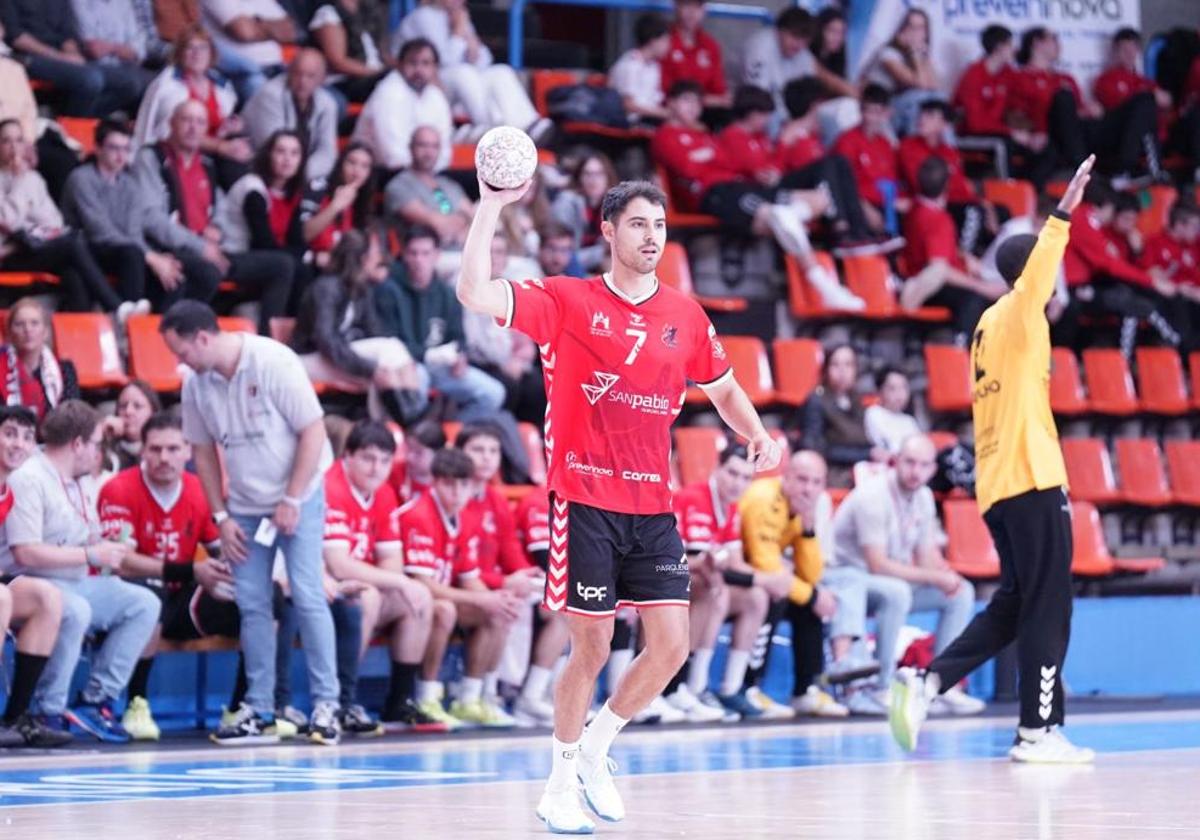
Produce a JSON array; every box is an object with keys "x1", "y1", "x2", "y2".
[{"x1": 474, "y1": 126, "x2": 539, "y2": 190}]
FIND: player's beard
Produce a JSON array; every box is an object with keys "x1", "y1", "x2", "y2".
[{"x1": 619, "y1": 244, "x2": 661, "y2": 277}]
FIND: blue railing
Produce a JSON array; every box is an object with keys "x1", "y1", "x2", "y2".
[{"x1": 506, "y1": 0, "x2": 774, "y2": 69}]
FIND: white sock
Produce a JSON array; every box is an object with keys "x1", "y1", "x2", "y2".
[
  {"x1": 460, "y1": 676, "x2": 484, "y2": 704},
  {"x1": 548, "y1": 735, "x2": 580, "y2": 790},
  {"x1": 720, "y1": 650, "x2": 751, "y2": 697},
  {"x1": 606, "y1": 649, "x2": 634, "y2": 694},
  {"x1": 416, "y1": 680, "x2": 442, "y2": 704},
  {"x1": 579, "y1": 701, "x2": 628, "y2": 763},
  {"x1": 522, "y1": 665, "x2": 553, "y2": 701},
  {"x1": 483, "y1": 672, "x2": 499, "y2": 700},
  {"x1": 686, "y1": 649, "x2": 715, "y2": 697}
]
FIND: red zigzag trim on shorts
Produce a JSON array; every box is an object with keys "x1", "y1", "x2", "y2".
[{"x1": 545, "y1": 496, "x2": 569, "y2": 611}]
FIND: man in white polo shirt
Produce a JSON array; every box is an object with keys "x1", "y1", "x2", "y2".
[{"x1": 160, "y1": 300, "x2": 341, "y2": 746}]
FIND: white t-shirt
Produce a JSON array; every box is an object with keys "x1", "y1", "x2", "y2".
[
  {"x1": 742, "y1": 27, "x2": 816, "y2": 102},
  {"x1": 830, "y1": 472, "x2": 937, "y2": 570},
  {"x1": 181, "y1": 334, "x2": 333, "y2": 516},
  {"x1": 608, "y1": 49, "x2": 662, "y2": 116},
  {"x1": 1, "y1": 451, "x2": 93, "y2": 579},
  {"x1": 393, "y1": 5, "x2": 491, "y2": 69},
  {"x1": 864, "y1": 405, "x2": 922, "y2": 455},
  {"x1": 309, "y1": 4, "x2": 383, "y2": 79},
  {"x1": 351, "y1": 69, "x2": 453, "y2": 170},
  {"x1": 202, "y1": 0, "x2": 288, "y2": 68}
]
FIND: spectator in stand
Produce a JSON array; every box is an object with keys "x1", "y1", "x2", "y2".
[
  {"x1": 0, "y1": 120, "x2": 142, "y2": 315},
  {"x1": 0, "y1": 406, "x2": 73, "y2": 749},
  {"x1": 1012, "y1": 27, "x2": 1163, "y2": 183},
  {"x1": 498, "y1": 172, "x2": 555, "y2": 266},
  {"x1": 1094, "y1": 29, "x2": 1173, "y2": 141},
  {"x1": 162, "y1": 300, "x2": 343, "y2": 745},
  {"x1": 353, "y1": 38, "x2": 452, "y2": 172},
  {"x1": 132, "y1": 102, "x2": 296, "y2": 331},
  {"x1": 899, "y1": 157, "x2": 999, "y2": 342},
  {"x1": 653, "y1": 80, "x2": 862, "y2": 310},
  {"x1": 129, "y1": 0, "x2": 171, "y2": 67},
  {"x1": 832, "y1": 84, "x2": 903, "y2": 233},
  {"x1": 308, "y1": 0, "x2": 389, "y2": 103},
  {"x1": 661, "y1": 0, "x2": 729, "y2": 110},
  {"x1": 0, "y1": 0, "x2": 146, "y2": 116},
  {"x1": 100, "y1": 380, "x2": 161, "y2": 472},
  {"x1": 402, "y1": 447, "x2": 522, "y2": 727},
  {"x1": 811, "y1": 7, "x2": 855, "y2": 99},
  {"x1": 864, "y1": 367, "x2": 920, "y2": 456},
  {"x1": 133, "y1": 25, "x2": 249, "y2": 190},
  {"x1": 1138, "y1": 201, "x2": 1200, "y2": 349},
  {"x1": 242, "y1": 49, "x2": 340, "y2": 183},
  {"x1": 154, "y1": 0, "x2": 201, "y2": 43},
  {"x1": 858, "y1": 9, "x2": 940, "y2": 136},
  {"x1": 609, "y1": 14, "x2": 671, "y2": 125},
  {"x1": 302, "y1": 141, "x2": 379, "y2": 268},
  {"x1": 383, "y1": 125, "x2": 474, "y2": 259},
  {"x1": 550, "y1": 151, "x2": 617, "y2": 274},
  {"x1": 321, "y1": 420, "x2": 449, "y2": 731},
  {"x1": 794, "y1": 344, "x2": 888, "y2": 488},
  {"x1": 393, "y1": 0, "x2": 548, "y2": 143},
  {"x1": 291, "y1": 228, "x2": 424, "y2": 425},
  {"x1": 390, "y1": 417, "x2": 443, "y2": 504},
  {"x1": 1057, "y1": 178, "x2": 1181, "y2": 359},
  {"x1": 1106, "y1": 192, "x2": 1143, "y2": 264},
  {"x1": 0, "y1": 299, "x2": 80, "y2": 421},
  {"x1": 534, "y1": 224, "x2": 579, "y2": 279},
  {"x1": 2, "y1": 400, "x2": 159, "y2": 743},
  {"x1": 68, "y1": 0, "x2": 155, "y2": 88},
  {"x1": 200, "y1": 0, "x2": 297, "y2": 101}
]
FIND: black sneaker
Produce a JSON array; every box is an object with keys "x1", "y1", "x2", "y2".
[
  {"x1": 210, "y1": 703, "x2": 281, "y2": 746},
  {"x1": 308, "y1": 701, "x2": 341, "y2": 745},
  {"x1": 381, "y1": 698, "x2": 450, "y2": 734},
  {"x1": 338, "y1": 704, "x2": 383, "y2": 737},
  {"x1": 11, "y1": 713, "x2": 74, "y2": 747},
  {"x1": 0, "y1": 722, "x2": 25, "y2": 747}
]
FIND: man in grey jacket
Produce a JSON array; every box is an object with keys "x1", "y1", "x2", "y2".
[{"x1": 241, "y1": 48, "x2": 338, "y2": 181}]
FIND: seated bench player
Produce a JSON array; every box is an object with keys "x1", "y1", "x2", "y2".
[
  {"x1": 402, "y1": 448, "x2": 523, "y2": 727},
  {"x1": 390, "y1": 418, "x2": 446, "y2": 504}
]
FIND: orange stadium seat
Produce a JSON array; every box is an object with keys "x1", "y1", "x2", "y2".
[
  {"x1": 51, "y1": 313, "x2": 127, "y2": 389},
  {"x1": 657, "y1": 242, "x2": 746, "y2": 313},
  {"x1": 923, "y1": 344, "x2": 972, "y2": 413},
  {"x1": 1164, "y1": 441, "x2": 1200, "y2": 506},
  {"x1": 1114, "y1": 438, "x2": 1172, "y2": 507},
  {"x1": 772, "y1": 338, "x2": 822, "y2": 406},
  {"x1": 928, "y1": 430, "x2": 958, "y2": 451},
  {"x1": 1049, "y1": 347, "x2": 1088, "y2": 415},
  {"x1": 127, "y1": 315, "x2": 255, "y2": 392},
  {"x1": 442, "y1": 420, "x2": 463, "y2": 445},
  {"x1": 529, "y1": 69, "x2": 654, "y2": 141},
  {"x1": 57, "y1": 116, "x2": 98, "y2": 155},
  {"x1": 943, "y1": 499, "x2": 1000, "y2": 578},
  {"x1": 673, "y1": 426, "x2": 725, "y2": 487},
  {"x1": 842, "y1": 254, "x2": 949, "y2": 322},
  {"x1": 1082, "y1": 348, "x2": 1139, "y2": 416},
  {"x1": 982, "y1": 178, "x2": 1036, "y2": 219},
  {"x1": 1135, "y1": 347, "x2": 1189, "y2": 415},
  {"x1": 1061, "y1": 438, "x2": 1121, "y2": 505},
  {"x1": 684, "y1": 335, "x2": 774, "y2": 407},
  {"x1": 1135, "y1": 184, "x2": 1177, "y2": 239},
  {"x1": 0, "y1": 271, "x2": 58, "y2": 289},
  {"x1": 1070, "y1": 500, "x2": 1164, "y2": 576}
]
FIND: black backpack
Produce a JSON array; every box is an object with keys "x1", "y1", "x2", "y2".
[{"x1": 545, "y1": 84, "x2": 630, "y2": 128}]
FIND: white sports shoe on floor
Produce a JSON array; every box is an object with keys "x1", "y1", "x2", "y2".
[
  {"x1": 666, "y1": 685, "x2": 725, "y2": 723},
  {"x1": 931, "y1": 686, "x2": 986, "y2": 716},
  {"x1": 513, "y1": 695, "x2": 556, "y2": 728},
  {"x1": 577, "y1": 752, "x2": 624, "y2": 822},
  {"x1": 846, "y1": 688, "x2": 891, "y2": 716},
  {"x1": 1010, "y1": 727, "x2": 1096, "y2": 764},
  {"x1": 536, "y1": 785, "x2": 595, "y2": 835},
  {"x1": 745, "y1": 686, "x2": 796, "y2": 720},
  {"x1": 634, "y1": 695, "x2": 685, "y2": 725},
  {"x1": 889, "y1": 667, "x2": 935, "y2": 751},
  {"x1": 791, "y1": 685, "x2": 849, "y2": 718}
]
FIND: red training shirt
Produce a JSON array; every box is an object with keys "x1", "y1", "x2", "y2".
[
  {"x1": 898, "y1": 135, "x2": 976, "y2": 203},
  {"x1": 1007, "y1": 67, "x2": 1082, "y2": 133},
  {"x1": 651, "y1": 123, "x2": 743, "y2": 212},
  {"x1": 390, "y1": 460, "x2": 430, "y2": 505},
  {"x1": 515, "y1": 486, "x2": 550, "y2": 563},
  {"x1": 715, "y1": 123, "x2": 775, "y2": 181},
  {"x1": 953, "y1": 59, "x2": 1015, "y2": 136},
  {"x1": 399, "y1": 492, "x2": 482, "y2": 587},
  {"x1": 1139, "y1": 231, "x2": 1200, "y2": 286},
  {"x1": 1063, "y1": 204, "x2": 1153, "y2": 288},
  {"x1": 467, "y1": 484, "x2": 532, "y2": 589},
  {"x1": 673, "y1": 479, "x2": 741, "y2": 553},
  {"x1": 660, "y1": 27, "x2": 727, "y2": 98},
  {"x1": 168, "y1": 146, "x2": 212, "y2": 235},
  {"x1": 901, "y1": 197, "x2": 963, "y2": 274},
  {"x1": 832, "y1": 126, "x2": 898, "y2": 206},
  {"x1": 323, "y1": 459, "x2": 402, "y2": 564},
  {"x1": 776, "y1": 128, "x2": 826, "y2": 172}
]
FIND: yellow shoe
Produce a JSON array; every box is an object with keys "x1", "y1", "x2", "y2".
[
  {"x1": 449, "y1": 699, "x2": 516, "y2": 728},
  {"x1": 746, "y1": 687, "x2": 796, "y2": 720},
  {"x1": 220, "y1": 705, "x2": 238, "y2": 728},
  {"x1": 267, "y1": 717, "x2": 298, "y2": 739},
  {"x1": 417, "y1": 699, "x2": 463, "y2": 731},
  {"x1": 122, "y1": 697, "x2": 161, "y2": 741}
]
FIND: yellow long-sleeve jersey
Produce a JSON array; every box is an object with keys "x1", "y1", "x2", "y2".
[{"x1": 738, "y1": 477, "x2": 823, "y2": 606}]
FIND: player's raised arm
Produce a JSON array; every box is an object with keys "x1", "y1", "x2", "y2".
[{"x1": 456, "y1": 178, "x2": 533, "y2": 320}]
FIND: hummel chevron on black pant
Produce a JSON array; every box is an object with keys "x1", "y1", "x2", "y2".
[{"x1": 927, "y1": 486, "x2": 1074, "y2": 729}]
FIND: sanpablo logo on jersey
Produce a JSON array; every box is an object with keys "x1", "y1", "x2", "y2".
[{"x1": 581, "y1": 371, "x2": 621, "y2": 405}]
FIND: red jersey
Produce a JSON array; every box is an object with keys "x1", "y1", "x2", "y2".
[
  {"x1": 660, "y1": 27, "x2": 727, "y2": 97},
  {"x1": 1139, "y1": 231, "x2": 1200, "y2": 285},
  {"x1": 953, "y1": 59, "x2": 1014, "y2": 136},
  {"x1": 0, "y1": 485, "x2": 12, "y2": 528},
  {"x1": 499, "y1": 274, "x2": 730, "y2": 515},
  {"x1": 399, "y1": 492, "x2": 482, "y2": 587},
  {"x1": 1008, "y1": 67, "x2": 1081, "y2": 133},
  {"x1": 1064, "y1": 204, "x2": 1153, "y2": 289},
  {"x1": 323, "y1": 460, "x2": 401, "y2": 564},
  {"x1": 389, "y1": 460, "x2": 430, "y2": 505},
  {"x1": 776, "y1": 128, "x2": 825, "y2": 172},
  {"x1": 467, "y1": 484, "x2": 531, "y2": 589},
  {"x1": 673, "y1": 480, "x2": 740, "y2": 552},
  {"x1": 898, "y1": 135, "x2": 976, "y2": 203},
  {"x1": 651, "y1": 123, "x2": 743, "y2": 212},
  {"x1": 902, "y1": 198, "x2": 962, "y2": 274},
  {"x1": 715, "y1": 124, "x2": 775, "y2": 180},
  {"x1": 832, "y1": 126, "x2": 898, "y2": 206},
  {"x1": 98, "y1": 467, "x2": 219, "y2": 589},
  {"x1": 1104, "y1": 227, "x2": 1136, "y2": 264},
  {"x1": 1093, "y1": 66, "x2": 1156, "y2": 112},
  {"x1": 515, "y1": 486, "x2": 550, "y2": 561}
]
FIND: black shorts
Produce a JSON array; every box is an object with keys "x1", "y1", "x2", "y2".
[
  {"x1": 160, "y1": 582, "x2": 241, "y2": 641},
  {"x1": 699, "y1": 182, "x2": 780, "y2": 234},
  {"x1": 545, "y1": 496, "x2": 690, "y2": 616}
]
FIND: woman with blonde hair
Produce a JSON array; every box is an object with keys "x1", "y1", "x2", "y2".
[{"x1": 0, "y1": 299, "x2": 80, "y2": 421}]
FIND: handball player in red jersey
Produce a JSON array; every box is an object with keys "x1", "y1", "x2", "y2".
[{"x1": 457, "y1": 175, "x2": 782, "y2": 834}]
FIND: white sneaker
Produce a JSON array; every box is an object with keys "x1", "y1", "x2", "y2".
[
  {"x1": 1010, "y1": 727, "x2": 1095, "y2": 764},
  {"x1": 633, "y1": 695, "x2": 685, "y2": 725},
  {"x1": 791, "y1": 685, "x2": 849, "y2": 718},
  {"x1": 483, "y1": 697, "x2": 518, "y2": 728},
  {"x1": 765, "y1": 203, "x2": 813, "y2": 256},
  {"x1": 536, "y1": 784, "x2": 595, "y2": 835},
  {"x1": 846, "y1": 688, "x2": 890, "y2": 716},
  {"x1": 514, "y1": 695, "x2": 556, "y2": 728},
  {"x1": 931, "y1": 686, "x2": 986, "y2": 717},
  {"x1": 889, "y1": 667, "x2": 936, "y2": 752},
  {"x1": 698, "y1": 690, "x2": 740, "y2": 723},
  {"x1": 824, "y1": 656, "x2": 882, "y2": 685},
  {"x1": 745, "y1": 686, "x2": 795, "y2": 720},
  {"x1": 666, "y1": 685, "x2": 725, "y2": 723},
  {"x1": 807, "y1": 264, "x2": 866, "y2": 310},
  {"x1": 577, "y1": 752, "x2": 624, "y2": 822}
]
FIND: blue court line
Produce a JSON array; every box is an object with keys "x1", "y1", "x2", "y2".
[{"x1": 1, "y1": 715, "x2": 1199, "y2": 808}]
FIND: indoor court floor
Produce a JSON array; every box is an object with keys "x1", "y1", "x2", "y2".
[{"x1": 0, "y1": 706, "x2": 1197, "y2": 839}]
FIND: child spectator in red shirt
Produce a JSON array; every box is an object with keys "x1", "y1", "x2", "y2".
[
  {"x1": 1138, "y1": 201, "x2": 1200, "y2": 349},
  {"x1": 1105, "y1": 192, "x2": 1143, "y2": 264},
  {"x1": 1093, "y1": 29, "x2": 1172, "y2": 141},
  {"x1": 660, "y1": 0, "x2": 730, "y2": 109},
  {"x1": 832, "y1": 84, "x2": 903, "y2": 230}
]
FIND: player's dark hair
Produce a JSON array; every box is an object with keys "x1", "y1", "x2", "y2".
[
  {"x1": 775, "y1": 7, "x2": 813, "y2": 39},
  {"x1": 0, "y1": 405, "x2": 36, "y2": 432},
  {"x1": 159, "y1": 300, "x2": 219, "y2": 338},
  {"x1": 665, "y1": 79, "x2": 704, "y2": 102},
  {"x1": 861, "y1": 83, "x2": 891, "y2": 107},
  {"x1": 1017, "y1": 27, "x2": 1049, "y2": 66},
  {"x1": 634, "y1": 13, "x2": 669, "y2": 47},
  {"x1": 141, "y1": 412, "x2": 183, "y2": 444},
  {"x1": 731, "y1": 85, "x2": 775, "y2": 119},
  {"x1": 995, "y1": 233, "x2": 1038, "y2": 286},
  {"x1": 981, "y1": 25, "x2": 1012, "y2": 55},
  {"x1": 398, "y1": 37, "x2": 439, "y2": 65},
  {"x1": 1169, "y1": 200, "x2": 1200, "y2": 230},
  {"x1": 783, "y1": 77, "x2": 826, "y2": 119},
  {"x1": 406, "y1": 418, "x2": 447, "y2": 450},
  {"x1": 345, "y1": 419, "x2": 398, "y2": 455},
  {"x1": 874, "y1": 365, "x2": 908, "y2": 391},
  {"x1": 1082, "y1": 176, "x2": 1114, "y2": 209},
  {"x1": 95, "y1": 115, "x2": 132, "y2": 149},
  {"x1": 916, "y1": 156, "x2": 949, "y2": 199},
  {"x1": 1113, "y1": 27, "x2": 1140, "y2": 46},
  {"x1": 41, "y1": 400, "x2": 100, "y2": 448},
  {"x1": 918, "y1": 99, "x2": 954, "y2": 121},
  {"x1": 405, "y1": 223, "x2": 441, "y2": 249},
  {"x1": 1113, "y1": 191, "x2": 1140, "y2": 215},
  {"x1": 600, "y1": 180, "x2": 666, "y2": 224},
  {"x1": 431, "y1": 447, "x2": 475, "y2": 480},
  {"x1": 455, "y1": 422, "x2": 503, "y2": 449},
  {"x1": 718, "y1": 441, "x2": 751, "y2": 465}
]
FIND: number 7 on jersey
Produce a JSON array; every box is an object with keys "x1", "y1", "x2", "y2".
[{"x1": 624, "y1": 327, "x2": 647, "y2": 365}]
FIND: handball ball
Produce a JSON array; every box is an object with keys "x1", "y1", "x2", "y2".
[{"x1": 475, "y1": 126, "x2": 538, "y2": 190}]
